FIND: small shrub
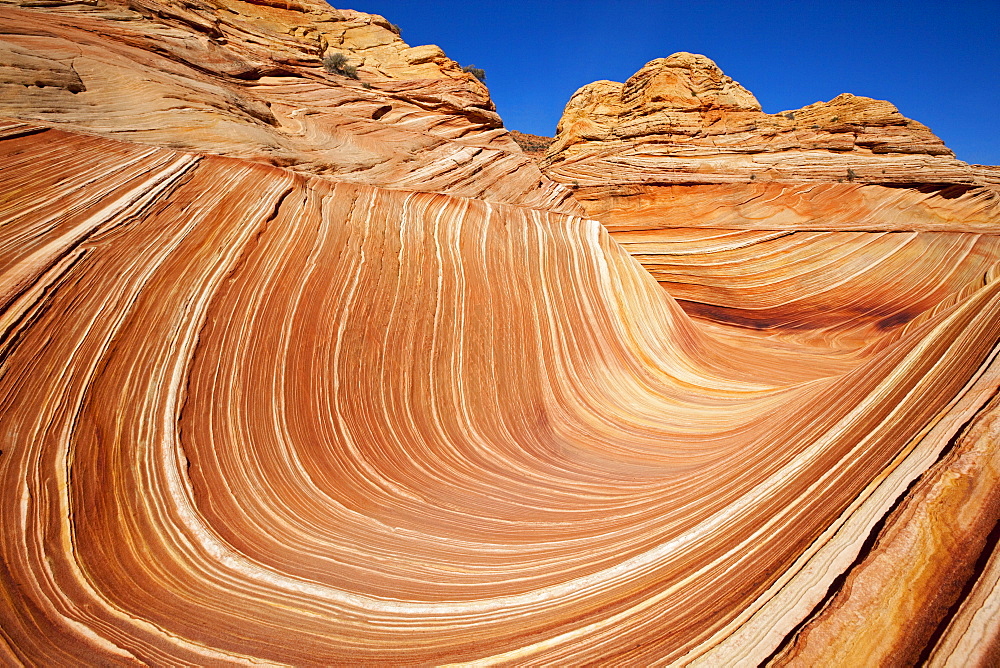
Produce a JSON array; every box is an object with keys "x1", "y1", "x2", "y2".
[
  {"x1": 323, "y1": 52, "x2": 348, "y2": 72},
  {"x1": 783, "y1": 111, "x2": 795, "y2": 120},
  {"x1": 323, "y1": 52, "x2": 360, "y2": 79},
  {"x1": 462, "y1": 64, "x2": 486, "y2": 82},
  {"x1": 389, "y1": 23, "x2": 401, "y2": 35},
  {"x1": 847, "y1": 168, "x2": 858, "y2": 182}
]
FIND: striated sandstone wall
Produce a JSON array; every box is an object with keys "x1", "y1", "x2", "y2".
[
  {"x1": 541, "y1": 51, "x2": 1000, "y2": 667},
  {"x1": 2, "y1": 5, "x2": 1000, "y2": 666},
  {"x1": 543, "y1": 52, "x2": 1000, "y2": 341}
]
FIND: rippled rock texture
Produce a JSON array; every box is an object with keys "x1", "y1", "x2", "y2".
[
  {"x1": 546, "y1": 52, "x2": 977, "y2": 186},
  {"x1": 3, "y1": 3, "x2": 1000, "y2": 666}
]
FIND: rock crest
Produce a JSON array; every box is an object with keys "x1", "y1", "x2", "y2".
[
  {"x1": 542, "y1": 52, "x2": 999, "y2": 231},
  {"x1": 547, "y1": 52, "x2": 968, "y2": 186}
]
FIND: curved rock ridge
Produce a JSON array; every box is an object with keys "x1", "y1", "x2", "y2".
[
  {"x1": 0, "y1": 0, "x2": 580, "y2": 213},
  {"x1": 539, "y1": 51, "x2": 1000, "y2": 666},
  {"x1": 5, "y1": 114, "x2": 1000, "y2": 666},
  {"x1": 541, "y1": 52, "x2": 1000, "y2": 342},
  {"x1": 579, "y1": 181, "x2": 1000, "y2": 233},
  {"x1": 4, "y1": 8, "x2": 1000, "y2": 668},
  {"x1": 612, "y1": 227, "x2": 1000, "y2": 349}
]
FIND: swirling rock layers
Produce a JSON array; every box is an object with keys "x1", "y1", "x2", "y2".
[
  {"x1": 540, "y1": 53, "x2": 1000, "y2": 666},
  {"x1": 0, "y1": 0, "x2": 578, "y2": 213},
  {"x1": 6, "y1": 117, "x2": 1000, "y2": 665},
  {"x1": 3, "y1": 4, "x2": 1000, "y2": 666},
  {"x1": 543, "y1": 53, "x2": 1000, "y2": 343}
]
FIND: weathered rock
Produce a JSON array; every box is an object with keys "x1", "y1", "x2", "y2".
[
  {"x1": 541, "y1": 51, "x2": 1000, "y2": 668},
  {"x1": 546, "y1": 52, "x2": 974, "y2": 188},
  {"x1": 973, "y1": 164, "x2": 1000, "y2": 189},
  {"x1": 0, "y1": 0, "x2": 578, "y2": 212},
  {"x1": 574, "y1": 181, "x2": 1000, "y2": 233},
  {"x1": 542, "y1": 52, "x2": 1000, "y2": 337},
  {"x1": 510, "y1": 129, "x2": 554, "y2": 160}
]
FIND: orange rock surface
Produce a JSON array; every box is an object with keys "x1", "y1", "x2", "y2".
[
  {"x1": 541, "y1": 53, "x2": 1000, "y2": 666},
  {"x1": 2, "y1": 3, "x2": 1000, "y2": 665},
  {"x1": 0, "y1": 0, "x2": 577, "y2": 212},
  {"x1": 546, "y1": 52, "x2": 978, "y2": 187}
]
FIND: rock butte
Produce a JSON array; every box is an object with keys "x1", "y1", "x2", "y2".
[{"x1": 1, "y1": 1, "x2": 1000, "y2": 665}]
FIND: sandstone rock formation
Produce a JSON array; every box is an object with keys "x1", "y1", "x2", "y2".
[
  {"x1": 0, "y1": 0, "x2": 578, "y2": 211},
  {"x1": 544, "y1": 53, "x2": 1000, "y2": 341},
  {"x1": 544, "y1": 52, "x2": 1000, "y2": 230},
  {"x1": 540, "y1": 54, "x2": 1000, "y2": 665},
  {"x1": 548, "y1": 52, "x2": 971, "y2": 184},
  {"x1": 2, "y1": 4, "x2": 1000, "y2": 666}
]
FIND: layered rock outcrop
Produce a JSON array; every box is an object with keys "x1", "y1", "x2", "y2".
[
  {"x1": 2, "y1": 5, "x2": 1000, "y2": 666},
  {"x1": 548, "y1": 52, "x2": 972, "y2": 185},
  {"x1": 544, "y1": 52, "x2": 1000, "y2": 230},
  {"x1": 0, "y1": 0, "x2": 578, "y2": 211},
  {"x1": 543, "y1": 53, "x2": 1000, "y2": 343}
]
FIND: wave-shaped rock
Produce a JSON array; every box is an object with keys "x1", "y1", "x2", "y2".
[
  {"x1": 2, "y1": 4, "x2": 1000, "y2": 665},
  {"x1": 540, "y1": 52, "x2": 1000, "y2": 666}
]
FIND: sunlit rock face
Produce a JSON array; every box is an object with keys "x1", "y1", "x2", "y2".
[
  {"x1": 547, "y1": 52, "x2": 973, "y2": 187},
  {"x1": 2, "y1": 5, "x2": 1000, "y2": 666},
  {"x1": 541, "y1": 53, "x2": 1000, "y2": 666},
  {"x1": 544, "y1": 52, "x2": 1000, "y2": 343},
  {"x1": 544, "y1": 52, "x2": 1000, "y2": 231},
  {"x1": 0, "y1": 0, "x2": 577, "y2": 212}
]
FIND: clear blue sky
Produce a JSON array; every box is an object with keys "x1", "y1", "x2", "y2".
[{"x1": 342, "y1": 1, "x2": 999, "y2": 165}]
